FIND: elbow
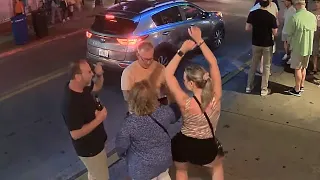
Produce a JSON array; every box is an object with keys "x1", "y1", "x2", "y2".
[
  {"x1": 215, "y1": 93, "x2": 222, "y2": 102},
  {"x1": 115, "y1": 138, "x2": 129, "y2": 157}
]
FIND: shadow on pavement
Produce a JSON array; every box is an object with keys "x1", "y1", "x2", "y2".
[
  {"x1": 222, "y1": 71, "x2": 292, "y2": 96},
  {"x1": 306, "y1": 74, "x2": 320, "y2": 86}
]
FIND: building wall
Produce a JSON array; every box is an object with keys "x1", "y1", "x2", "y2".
[
  {"x1": 0, "y1": 0, "x2": 41, "y2": 23},
  {"x1": 0, "y1": 0, "x2": 13, "y2": 23}
]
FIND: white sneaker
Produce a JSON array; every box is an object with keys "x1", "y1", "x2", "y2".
[
  {"x1": 282, "y1": 54, "x2": 288, "y2": 60},
  {"x1": 261, "y1": 89, "x2": 270, "y2": 96},
  {"x1": 246, "y1": 87, "x2": 252, "y2": 93},
  {"x1": 287, "y1": 58, "x2": 292, "y2": 64}
]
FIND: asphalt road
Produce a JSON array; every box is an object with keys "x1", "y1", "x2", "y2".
[{"x1": 0, "y1": 0, "x2": 255, "y2": 179}]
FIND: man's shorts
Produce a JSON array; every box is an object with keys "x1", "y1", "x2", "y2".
[
  {"x1": 290, "y1": 52, "x2": 310, "y2": 69},
  {"x1": 282, "y1": 33, "x2": 289, "y2": 42}
]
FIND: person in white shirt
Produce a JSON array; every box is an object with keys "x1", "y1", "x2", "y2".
[
  {"x1": 282, "y1": 0, "x2": 296, "y2": 64},
  {"x1": 253, "y1": 0, "x2": 279, "y2": 74}
]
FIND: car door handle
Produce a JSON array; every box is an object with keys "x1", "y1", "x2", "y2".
[{"x1": 162, "y1": 31, "x2": 170, "y2": 35}]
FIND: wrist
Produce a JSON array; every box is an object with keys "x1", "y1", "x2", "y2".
[
  {"x1": 177, "y1": 49, "x2": 185, "y2": 57},
  {"x1": 179, "y1": 47, "x2": 187, "y2": 54},
  {"x1": 196, "y1": 39, "x2": 205, "y2": 46}
]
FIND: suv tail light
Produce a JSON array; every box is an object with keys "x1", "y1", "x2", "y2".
[
  {"x1": 86, "y1": 31, "x2": 92, "y2": 38},
  {"x1": 105, "y1": 14, "x2": 115, "y2": 19},
  {"x1": 117, "y1": 35, "x2": 149, "y2": 46}
]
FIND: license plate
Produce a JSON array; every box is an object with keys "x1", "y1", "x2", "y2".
[{"x1": 98, "y1": 49, "x2": 109, "y2": 57}]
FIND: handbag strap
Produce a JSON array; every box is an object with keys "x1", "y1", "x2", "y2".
[
  {"x1": 193, "y1": 96, "x2": 215, "y2": 138},
  {"x1": 148, "y1": 115, "x2": 170, "y2": 137}
]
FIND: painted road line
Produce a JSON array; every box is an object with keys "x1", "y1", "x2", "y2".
[
  {"x1": 0, "y1": 66, "x2": 68, "y2": 102},
  {"x1": 222, "y1": 60, "x2": 251, "y2": 85},
  {"x1": 0, "y1": 28, "x2": 87, "y2": 62}
]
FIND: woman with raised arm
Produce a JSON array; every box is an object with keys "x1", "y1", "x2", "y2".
[{"x1": 165, "y1": 26, "x2": 224, "y2": 180}]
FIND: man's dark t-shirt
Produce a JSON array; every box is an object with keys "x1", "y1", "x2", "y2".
[
  {"x1": 247, "y1": 9, "x2": 278, "y2": 47},
  {"x1": 62, "y1": 82, "x2": 107, "y2": 157}
]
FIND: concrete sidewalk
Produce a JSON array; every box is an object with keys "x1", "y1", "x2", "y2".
[{"x1": 0, "y1": 6, "x2": 104, "y2": 57}]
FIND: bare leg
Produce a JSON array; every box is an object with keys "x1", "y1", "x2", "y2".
[
  {"x1": 211, "y1": 157, "x2": 224, "y2": 180},
  {"x1": 294, "y1": 68, "x2": 303, "y2": 92},
  {"x1": 301, "y1": 68, "x2": 306, "y2": 88},
  {"x1": 175, "y1": 162, "x2": 188, "y2": 180}
]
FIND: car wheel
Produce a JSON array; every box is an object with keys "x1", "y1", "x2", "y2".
[
  {"x1": 154, "y1": 43, "x2": 177, "y2": 66},
  {"x1": 211, "y1": 27, "x2": 225, "y2": 49}
]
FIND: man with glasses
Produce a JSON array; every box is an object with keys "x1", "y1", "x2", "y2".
[{"x1": 121, "y1": 42, "x2": 168, "y2": 104}]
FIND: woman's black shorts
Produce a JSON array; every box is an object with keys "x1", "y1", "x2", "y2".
[{"x1": 171, "y1": 132, "x2": 218, "y2": 166}]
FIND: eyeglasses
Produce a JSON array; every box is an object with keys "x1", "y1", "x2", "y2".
[{"x1": 137, "y1": 53, "x2": 153, "y2": 61}]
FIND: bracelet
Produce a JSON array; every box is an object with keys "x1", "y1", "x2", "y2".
[{"x1": 197, "y1": 40, "x2": 205, "y2": 47}]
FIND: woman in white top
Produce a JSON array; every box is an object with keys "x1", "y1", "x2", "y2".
[
  {"x1": 281, "y1": 0, "x2": 296, "y2": 63},
  {"x1": 258, "y1": 0, "x2": 279, "y2": 74}
]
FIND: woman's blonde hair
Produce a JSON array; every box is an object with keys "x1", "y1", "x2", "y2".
[
  {"x1": 128, "y1": 80, "x2": 159, "y2": 116},
  {"x1": 184, "y1": 64, "x2": 213, "y2": 110}
]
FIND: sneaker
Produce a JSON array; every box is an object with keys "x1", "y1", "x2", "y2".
[
  {"x1": 300, "y1": 87, "x2": 304, "y2": 92},
  {"x1": 261, "y1": 89, "x2": 270, "y2": 96},
  {"x1": 246, "y1": 87, "x2": 252, "y2": 93},
  {"x1": 282, "y1": 54, "x2": 288, "y2": 60},
  {"x1": 287, "y1": 58, "x2": 292, "y2": 64},
  {"x1": 287, "y1": 88, "x2": 301, "y2": 97}
]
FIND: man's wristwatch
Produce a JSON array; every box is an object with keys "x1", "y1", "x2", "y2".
[{"x1": 177, "y1": 49, "x2": 185, "y2": 57}]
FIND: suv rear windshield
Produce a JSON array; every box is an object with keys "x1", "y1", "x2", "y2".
[{"x1": 91, "y1": 15, "x2": 138, "y2": 35}]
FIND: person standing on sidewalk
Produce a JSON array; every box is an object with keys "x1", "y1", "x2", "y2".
[
  {"x1": 310, "y1": 0, "x2": 320, "y2": 75},
  {"x1": 281, "y1": 0, "x2": 296, "y2": 64},
  {"x1": 60, "y1": 0, "x2": 70, "y2": 22},
  {"x1": 121, "y1": 42, "x2": 172, "y2": 106},
  {"x1": 285, "y1": 0, "x2": 317, "y2": 96},
  {"x1": 62, "y1": 60, "x2": 109, "y2": 180},
  {"x1": 246, "y1": 0, "x2": 278, "y2": 96},
  {"x1": 14, "y1": 0, "x2": 25, "y2": 16},
  {"x1": 51, "y1": 0, "x2": 62, "y2": 24},
  {"x1": 260, "y1": 0, "x2": 279, "y2": 74},
  {"x1": 116, "y1": 80, "x2": 178, "y2": 180},
  {"x1": 67, "y1": 0, "x2": 76, "y2": 18},
  {"x1": 166, "y1": 26, "x2": 224, "y2": 180},
  {"x1": 251, "y1": 0, "x2": 279, "y2": 75}
]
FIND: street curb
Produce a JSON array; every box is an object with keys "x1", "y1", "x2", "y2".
[
  {"x1": 222, "y1": 60, "x2": 251, "y2": 85},
  {"x1": 0, "y1": 28, "x2": 87, "y2": 61}
]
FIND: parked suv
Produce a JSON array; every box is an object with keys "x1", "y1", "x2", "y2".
[{"x1": 86, "y1": 0, "x2": 225, "y2": 69}]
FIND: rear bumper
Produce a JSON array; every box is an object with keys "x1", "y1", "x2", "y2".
[{"x1": 86, "y1": 51, "x2": 133, "y2": 69}]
